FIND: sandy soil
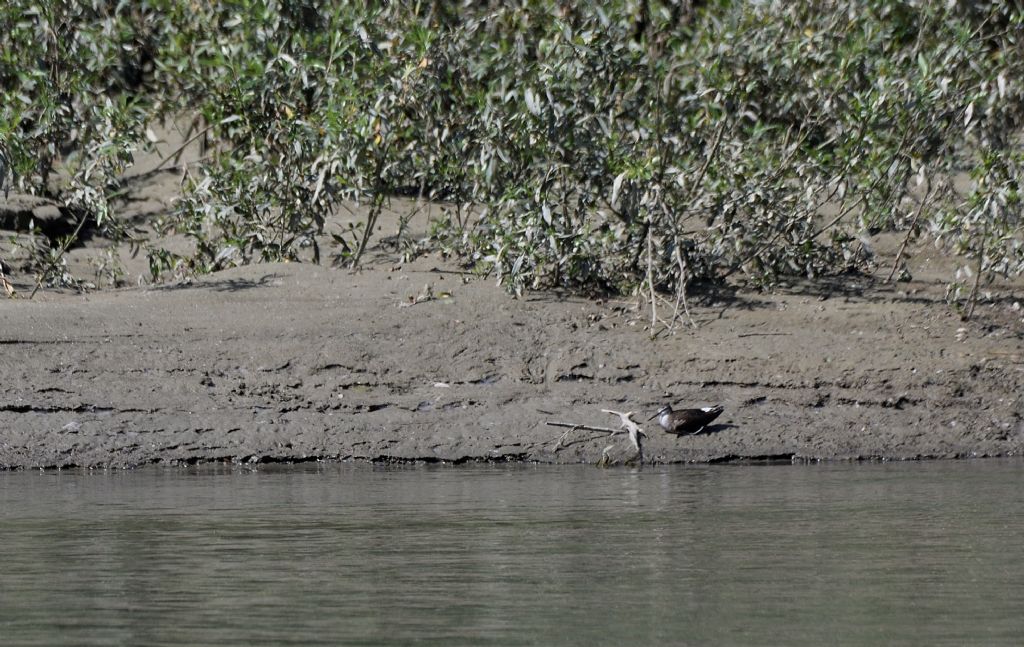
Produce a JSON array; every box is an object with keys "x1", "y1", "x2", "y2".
[{"x1": 2, "y1": 143, "x2": 1023, "y2": 469}]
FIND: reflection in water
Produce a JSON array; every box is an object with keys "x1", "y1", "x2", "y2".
[{"x1": 1, "y1": 460, "x2": 1022, "y2": 646}]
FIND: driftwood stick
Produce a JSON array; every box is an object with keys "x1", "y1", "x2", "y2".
[
  {"x1": 547, "y1": 410, "x2": 646, "y2": 464},
  {"x1": 548, "y1": 421, "x2": 620, "y2": 451},
  {"x1": 551, "y1": 425, "x2": 583, "y2": 450},
  {"x1": 601, "y1": 409, "x2": 646, "y2": 453},
  {"x1": 546, "y1": 421, "x2": 622, "y2": 434}
]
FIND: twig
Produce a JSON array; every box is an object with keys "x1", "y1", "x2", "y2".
[
  {"x1": 547, "y1": 410, "x2": 646, "y2": 464},
  {"x1": 29, "y1": 207, "x2": 90, "y2": 299},
  {"x1": 673, "y1": 243, "x2": 697, "y2": 328},
  {"x1": 646, "y1": 220, "x2": 657, "y2": 333},
  {"x1": 964, "y1": 223, "x2": 986, "y2": 321},
  {"x1": 887, "y1": 180, "x2": 932, "y2": 282},
  {"x1": 0, "y1": 265, "x2": 13, "y2": 297},
  {"x1": 552, "y1": 426, "x2": 581, "y2": 449},
  {"x1": 152, "y1": 121, "x2": 217, "y2": 173},
  {"x1": 546, "y1": 421, "x2": 621, "y2": 435},
  {"x1": 397, "y1": 283, "x2": 435, "y2": 307},
  {"x1": 683, "y1": 117, "x2": 726, "y2": 207},
  {"x1": 350, "y1": 146, "x2": 392, "y2": 268}
]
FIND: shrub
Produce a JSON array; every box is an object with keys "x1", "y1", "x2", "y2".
[{"x1": 1, "y1": 1, "x2": 1020, "y2": 322}]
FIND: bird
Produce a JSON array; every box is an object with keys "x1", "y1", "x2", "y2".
[{"x1": 648, "y1": 404, "x2": 724, "y2": 435}]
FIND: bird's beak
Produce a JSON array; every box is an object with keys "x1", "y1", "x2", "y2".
[{"x1": 646, "y1": 412, "x2": 658, "y2": 421}]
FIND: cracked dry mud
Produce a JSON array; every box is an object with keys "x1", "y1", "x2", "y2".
[{"x1": 2, "y1": 252, "x2": 1023, "y2": 469}]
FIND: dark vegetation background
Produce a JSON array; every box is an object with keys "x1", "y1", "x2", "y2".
[{"x1": 1, "y1": 0, "x2": 1021, "y2": 320}]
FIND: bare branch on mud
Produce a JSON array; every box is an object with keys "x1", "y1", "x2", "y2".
[{"x1": 547, "y1": 409, "x2": 645, "y2": 464}]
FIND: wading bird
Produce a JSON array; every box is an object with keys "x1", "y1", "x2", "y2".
[{"x1": 648, "y1": 404, "x2": 724, "y2": 435}]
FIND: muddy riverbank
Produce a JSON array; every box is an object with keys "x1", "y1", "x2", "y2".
[{"x1": 2, "y1": 239, "x2": 1022, "y2": 468}]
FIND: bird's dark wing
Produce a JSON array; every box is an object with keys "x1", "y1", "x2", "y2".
[{"x1": 671, "y1": 407, "x2": 724, "y2": 434}]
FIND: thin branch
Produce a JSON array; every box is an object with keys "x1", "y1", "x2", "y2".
[
  {"x1": 673, "y1": 243, "x2": 697, "y2": 328},
  {"x1": 681, "y1": 116, "x2": 727, "y2": 208},
  {"x1": 964, "y1": 223, "x2": 986, "y2": 321},
  {"x1": 152, "y1": 121, "x2": 218, "y2": 173},
  {"x1": 597, "y1": 445, "x2": 616, "y2": 468},
  {"x1": 646, "y1": 219, "x2": 657, "y2": 334},
  {"x1": 546, "y1": 421, "x2": 622, "y2": 435},
  {"x1": 29, "y1": 207, "x2": 91, "y2": 299},
  {"x1": 350, "y1": 143, "x2": 392, "y2": 268},
  {"x1": 0, "y1": 265, "x2": 13, "y2": 297},
  {"x1": 547, "y1": 410, "x2": 646, "y2": 464},
  {"x1": 887, "y1": 180, "x2": 932, "y2": 282}
]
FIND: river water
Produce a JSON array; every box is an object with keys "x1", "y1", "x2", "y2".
[{"x1": 1, "y1": 460, "x2": 1021, "y2": 646}]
